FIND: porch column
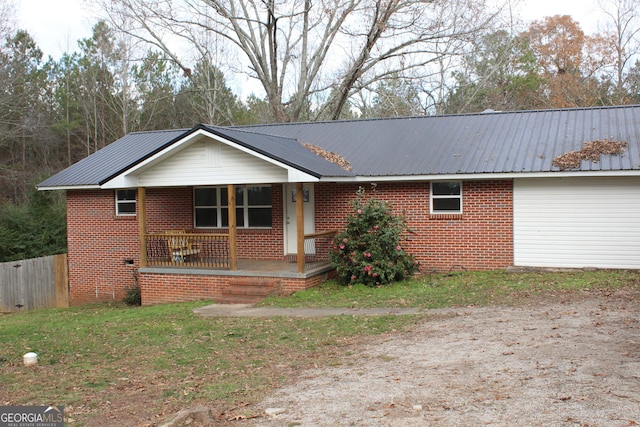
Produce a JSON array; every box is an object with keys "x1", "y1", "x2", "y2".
[
  {"x1": 138, "y1": 187, "x2": 147, "y2": 268},
  {"x1": 228, "y1": 184, "x2": 238, "y2": 270},
  {"x1": 296, "y1": 182, "x2": 305, "y2": 273}
]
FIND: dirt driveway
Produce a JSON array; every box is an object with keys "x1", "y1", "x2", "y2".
[{"x1": 240, "y1": 290, "x2": 639, "y2": 426}]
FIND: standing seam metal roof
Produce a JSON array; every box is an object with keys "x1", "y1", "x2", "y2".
[
  {"x1": 237, "y1": 105, "x2": 640, "y2": 176},
  {"x1": 38, "y1": 105, "x2": 640, "y2": 189}
]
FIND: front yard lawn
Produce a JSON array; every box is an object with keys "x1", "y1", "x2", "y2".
[{"x1": 1, "y1": 270, "x2": 638, "y2": 425}]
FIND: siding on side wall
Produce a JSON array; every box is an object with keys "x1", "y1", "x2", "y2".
[{"x1": 514, "y1": 177, "x2": 640, "y2": 269}]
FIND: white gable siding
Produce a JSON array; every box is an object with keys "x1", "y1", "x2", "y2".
[
  {"x1": 514, "y1": 177, "x2": 640, "y2": 269},
  {"x1": 137, "y1": 139, "x2": 287, "y2": 187}
]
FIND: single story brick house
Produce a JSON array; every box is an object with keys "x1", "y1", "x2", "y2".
[{"x1": 38, "y1": 105, "x2": 640, "y2": 306}]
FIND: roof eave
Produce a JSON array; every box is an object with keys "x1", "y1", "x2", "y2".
[
  {"x1": 37, "y1": 184, "x2": 101, "y2": 191},
  {"x1": 322, "y1": 169, "x2": 640, "y2": 182},
  {"x1": 97, "y1": 127, "x2": 197, "y2": 186}
]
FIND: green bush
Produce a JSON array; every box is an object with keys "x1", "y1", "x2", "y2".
[
  {"x1": 0, "y1": 187, "x2": 67, "y2": 262},
  {"x1": 123, "y1": 284, "x2": 142, "y2": 306},
  {"x1": 330, "y1": 195, "x2": 420, "y2": 286},
  {"x1": 122, "y1": 270, "x2": 142, "y2": 306}
]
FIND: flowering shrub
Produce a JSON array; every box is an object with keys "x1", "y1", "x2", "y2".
[{"x1": 329, "y1": 196, "x2": 420, "y2": 286}]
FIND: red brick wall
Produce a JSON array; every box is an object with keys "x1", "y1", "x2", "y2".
[
  {"x1": 66, "y1": 190, "x2": 139, "y2": 305},
  {"x1": 315, "y1": 180, "x2": 513, "y2": 272},
  {"x1": 139, "y1": 273, "x2": 227, "y2": 304},
  {"x1": 138, "y1": 270, "x2": 336, "y2": 305},
  {"x1": 144, "y1": 186, "x2": 285, "y2": 259},
  {"x1": 66, "y1": 185, "x2": 286, "y2": 305},
  {"x1": 66, "y1": 180, "x2": 513, "y2": 305}
]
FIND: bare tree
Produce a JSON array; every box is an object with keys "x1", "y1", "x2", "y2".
[
  {"x1": 99, "y1": 0, "x2": 504, "y2": 122},
  {"x1": 0, "y1": 0, "x2": 16, "y2": 44},
  {"x1": 598, "y1": 0, "x2": 640, "y2": 99}
]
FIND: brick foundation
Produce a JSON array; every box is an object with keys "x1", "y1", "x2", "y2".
[{"x1": 138, "y1": 270, "x2": 336, "y2": 305}]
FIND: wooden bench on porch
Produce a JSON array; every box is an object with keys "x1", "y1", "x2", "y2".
[{"x1": 165, "y1": 230, "x2": 201, "y2": 263}]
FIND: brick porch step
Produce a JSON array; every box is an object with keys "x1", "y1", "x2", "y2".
[{"x1": 214, "y1": 278, "x2": 281, "y2": 304}]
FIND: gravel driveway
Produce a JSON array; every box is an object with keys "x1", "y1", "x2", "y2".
[{"x1": 244, "y1": 290, "x2": 640, "y2": 426}]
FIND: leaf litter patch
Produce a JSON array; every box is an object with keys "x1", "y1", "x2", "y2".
[
  {"x1": 552, "y1": 139, "x2": 628, "y2": 170},
  {"x1": 302, "y1": 142, "x2": 352, "y2": 171}
]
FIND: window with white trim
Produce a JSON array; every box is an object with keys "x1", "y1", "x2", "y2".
[
  {"x1": 116, "y1": 189, "x2": 137, "y2": 216},
  {"x1": 194, "y1": 186, "x2": 272, "y2": 228},
  {"x1": 430, "y1": 181, "x2": 462, "y2": 213}
]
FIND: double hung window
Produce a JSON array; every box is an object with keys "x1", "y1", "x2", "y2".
[
  {"x1": 194, "y1": 186, "x2": 272, "y2": 228},
  {"x1": 116, "y1": 189, "x2": 137, "y2": 216},
  {"x1": 430, "y1": 181, "x2": 462, "y2": 213}
]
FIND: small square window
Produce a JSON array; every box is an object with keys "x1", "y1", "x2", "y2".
[
  {"x1": 116, "y1": 189, "x2": 137, "y2": 216},
  {"x1": 431, "y1": 181, "x2": 462, "y2": 213}
]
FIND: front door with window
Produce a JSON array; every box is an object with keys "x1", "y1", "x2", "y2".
[{"x1": 284, "y1": 184, "x2": 315, "y2": 255}]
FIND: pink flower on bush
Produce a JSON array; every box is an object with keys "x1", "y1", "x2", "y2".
[
  {"x1": 343, "y1": 238, "x2": 348, "y2": 243},
  {"x1": 373, "y1": 225, "x2": 379, "y2": 230},
  {"x1": 357, "y1": 209, "x2": 362, "y2": 214},
  {"x1": 396, "y1": 246, "x2": 402, "y2": 250},
  {"x1": 339, "y1": 244, "x2": 345, "y2": 249},
  {"x1": 351, "y1": 275, "x2": 356, "y2": 281},
  {"x1": 364, "y1": 252, "x2": 371, "y2": 258},
  {"x1": 372, "y1": 272, "x2": 378, "y2": 278},
  {"x1": 364, "y1": 265, "x2": 372, "y2": 272}
]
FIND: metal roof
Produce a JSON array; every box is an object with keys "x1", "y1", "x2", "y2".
[
  {"x1": 38, "y1": 105, "x2": 640, "y2": 189},
  {"x1": 37, "y1": 129, "x2": 188, "y2": 188},
  {"x1": 202, "y1": 125, "x2": 353, "y2": 177},
  {"x1": 238, "y1": 104, "x2": 640, "y2": 176}
]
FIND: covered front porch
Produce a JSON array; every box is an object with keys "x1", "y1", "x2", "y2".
[
  {"x1": 107, "y1": 127, "x2": 346, "y2": 304},
  {"x1": 137, "y1": 183, "x2": 336, "y2": 274},
  {"x1": 134, "y1": 183, "x2": 338, "y2": 305},
  {"x1": 141, "y1": 228, "x2": 337, "y2": 272}
]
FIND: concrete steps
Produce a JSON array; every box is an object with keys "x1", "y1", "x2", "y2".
[{"x1": 214, "y1": 278, "x2": 281, "y2": 304}]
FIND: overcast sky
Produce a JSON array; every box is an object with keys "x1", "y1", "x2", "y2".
[{"x1": 14, "y1": 0, "x2": 607, "y2": 59}]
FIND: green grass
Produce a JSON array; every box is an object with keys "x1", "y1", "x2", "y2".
[
  {"x1": 259, "y1": 269, "x2": 640, "y2": 308},
  {"x1": 0, "y1": 301, "x2": 415, "y2": 425},
  {"x1": 0, "y1": 269, "x2": 638, "y2": 425}
]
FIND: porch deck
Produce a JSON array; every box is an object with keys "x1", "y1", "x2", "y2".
[
  {"x1": 140, "y1": 258, "x2": 334, "y2": 279},
  {"x1": 143, "y1": 230, "x2": 337, "y2": 275},
  {"x1": 138, "y1": 258, "x2": 335, "y2": 304},
  {"x1": 139, "y1": 227, "x2": 337, "y2": 304}
]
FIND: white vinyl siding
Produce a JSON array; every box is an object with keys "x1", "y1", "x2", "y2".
[
  {"x1": 138, "y1": 139, "x2": 287, "y2": 187},
  {"x1": 514, "y1": 177, "x2": 640, "y2": 269}
]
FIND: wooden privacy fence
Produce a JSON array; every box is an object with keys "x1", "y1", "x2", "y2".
[{"x1": 0, "y1": 254, "x2": 69, "y2": 313}]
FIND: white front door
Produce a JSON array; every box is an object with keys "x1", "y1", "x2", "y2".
[{"x1": 284, "y1": 184, "x2": 315, "y2": 255}]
